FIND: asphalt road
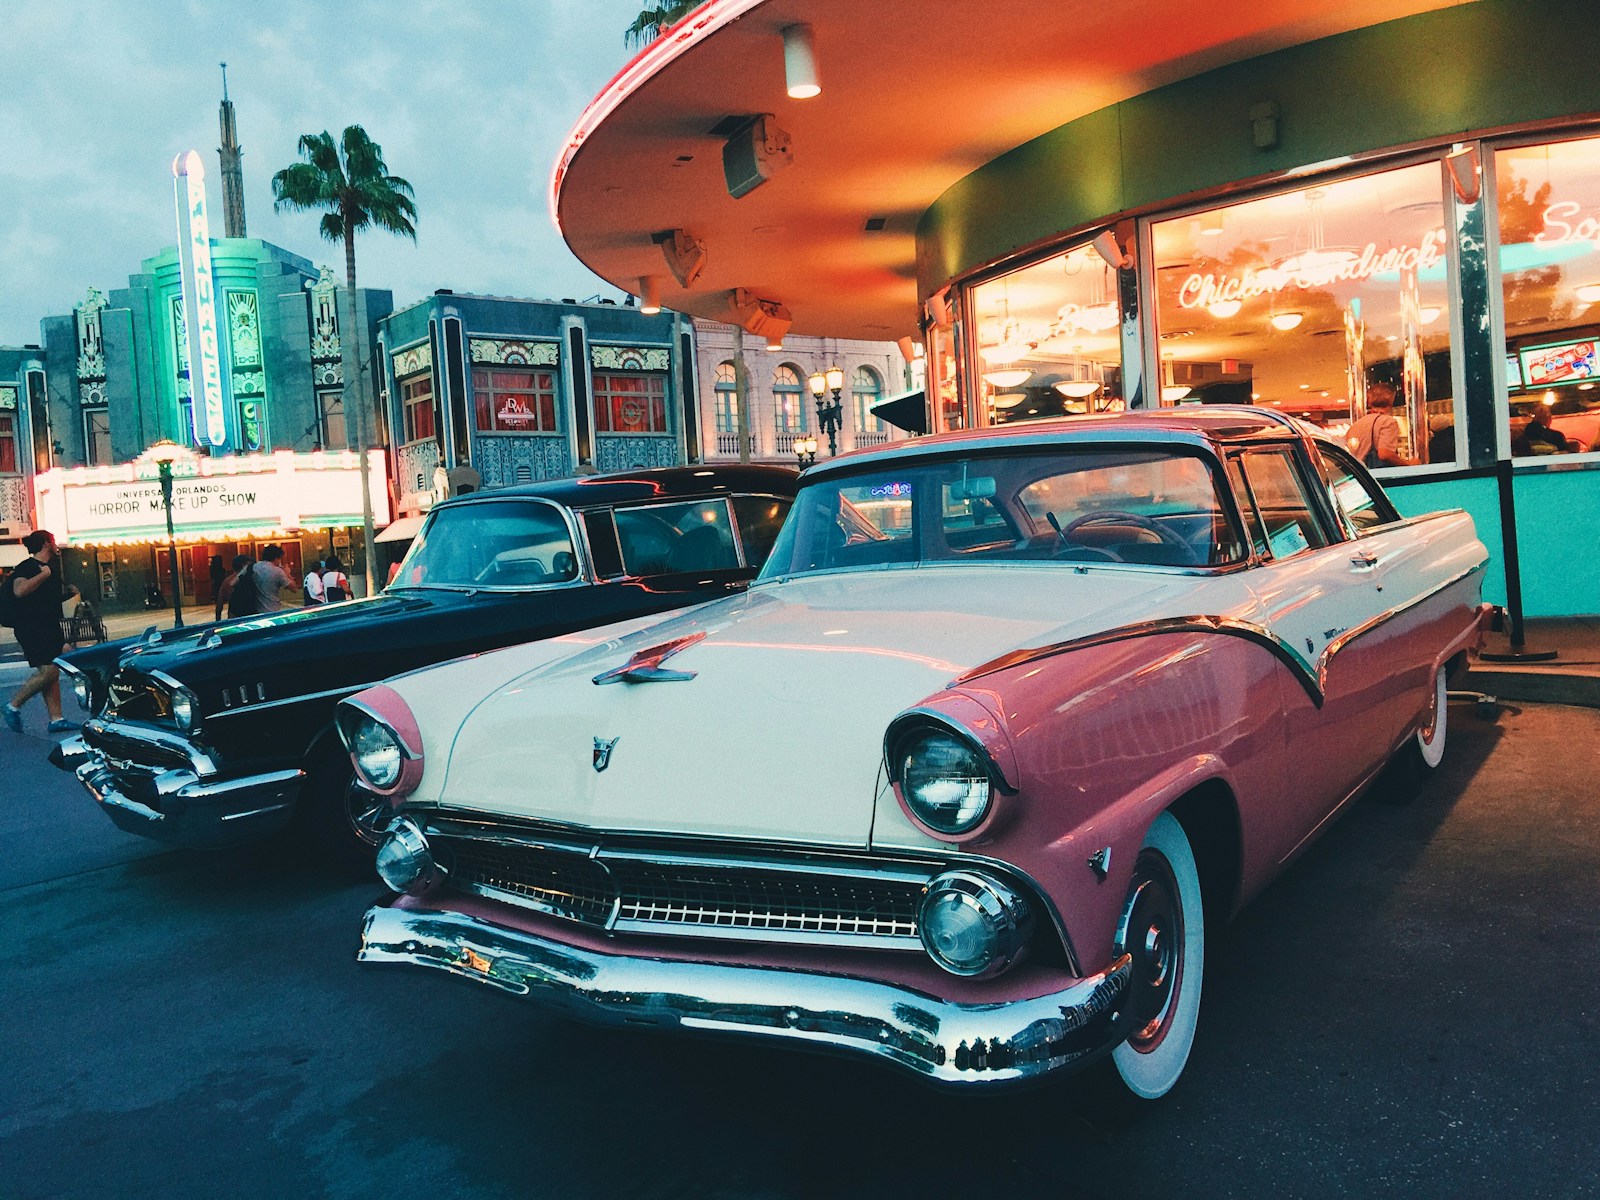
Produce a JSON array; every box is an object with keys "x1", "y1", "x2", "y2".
[{"x1": 2, "y1": 692, "x2": 1598, "y2": 1199}]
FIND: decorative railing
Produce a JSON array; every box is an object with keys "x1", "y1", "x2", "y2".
[
  {"x1": 715, "y1": 432, "x2": 756, "y2": 456},
  {"x1": 773, "y1": 430, "x2": 804, "y2": 455},
  {"x1": 854, "y1": 431, "x2": 890, "y2": 448}
]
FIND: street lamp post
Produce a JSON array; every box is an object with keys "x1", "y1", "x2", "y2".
[
  {"x1": 795, "y1": 434, "x2": 818, "y2": 467},
  {"x1": 136, "y1": 441, "x2": 200, "y2": 629},
  {"x1": 157, "y1": 460, "x2": 183, "y2": 628},
  {"x1": 807, "y1": 366, "x2": 845, "y2": 457}
]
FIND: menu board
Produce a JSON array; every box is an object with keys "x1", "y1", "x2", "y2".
[{"x1": 1520, "y1": 339, "x2": 1599, "y2": 388}]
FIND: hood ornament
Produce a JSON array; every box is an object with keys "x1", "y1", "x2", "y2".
[
  {"x1": 592, "y1": 631, "x2": 707, "y2": 685},
  {"x1": 593, "y1": 736, "x2": 620, "y2": 772}
]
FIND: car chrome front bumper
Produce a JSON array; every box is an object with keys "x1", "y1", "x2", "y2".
[
  {"x1": 51, "y1": 733, "x2": 304, "y2": 847},
  {"x1": 359, "y1": 900, "x2": 1133, "y2": 1086}
]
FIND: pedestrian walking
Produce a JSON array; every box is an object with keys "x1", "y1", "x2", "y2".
[
  {"x1": 254, "y1": 544, "x2": 293, "y2": 612},
  {"x1": 320, "y1": 556, "x2": 351, "y2": 603},
  {"x1": 218, "y1": 554, "x2": 257, "y2": 618},
  {"x1": 303, "y1": 557, "x2": 327, "y2": 605},
  {"x1": 2, "y1": 530, "x2": 82, "y2": 734}
]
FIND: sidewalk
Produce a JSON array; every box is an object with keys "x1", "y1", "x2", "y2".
[{"x1": 1465, "y1": 616, "x2": 1600, "y2": 709}]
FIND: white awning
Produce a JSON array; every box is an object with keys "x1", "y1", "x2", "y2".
[{"x1": 375, "y1": 515, "x2": 427, "y2": 544}]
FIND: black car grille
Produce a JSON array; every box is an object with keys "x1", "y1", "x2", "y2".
[
  {"x1": 90, "y1": 727, "x2": 194, "y2": 772},
  {"x1": 437, "y1": 833, "x2": 928, "y2": 949}
]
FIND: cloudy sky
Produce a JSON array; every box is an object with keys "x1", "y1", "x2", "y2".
[{"x1": 0, "y1": 0, "x2": 654, "y2": 346}]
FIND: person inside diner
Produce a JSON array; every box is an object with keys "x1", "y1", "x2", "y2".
[{"x1": 1512, "y1": 404, "x2": 1570, "y2": 456}]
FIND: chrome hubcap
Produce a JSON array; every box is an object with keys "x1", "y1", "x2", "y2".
[{"x1": 1120, "y1": 852, "x2": 1184, "y2": 1051}]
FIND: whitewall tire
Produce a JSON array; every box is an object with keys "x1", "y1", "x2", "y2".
[
  {"x1": 1110, "y1": 811, "x2": 1205, "y2": 1101},
  {"x1": 1415, "y1": 664, "x2": 1448, "y2": 771}
]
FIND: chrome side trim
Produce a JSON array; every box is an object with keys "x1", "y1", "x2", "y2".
[
  {"x1": 359, "y1": 901, "x2": 1132, "y2": 1086},
  {"x1": 1317, "y1": 557, "x2": 1488, "y2": 687},
  {"x1": 950, "y1": 558, "x2": 1487, "y2": 705},
  {"x1": 206, "y1": 682, "x2": 375, "y2": 719},
  {"x1": 951, "y1": 615, "x2": 1325, "y2": 705}
]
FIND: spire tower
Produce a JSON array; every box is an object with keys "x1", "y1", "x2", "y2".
[{"x1": 217, "y1": 62, "x2": 247, "y2": 238}]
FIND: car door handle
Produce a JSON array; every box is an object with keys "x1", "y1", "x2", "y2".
[{"x1": 1349, "y1": 549, "x2": 1380, "y2": 570}]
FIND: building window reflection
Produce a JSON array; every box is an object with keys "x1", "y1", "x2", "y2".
[
  {"x1": 1149, "y1": 162, "x2": 1457, "y2": 468},
  {"x1": 1495, "y1": 134, "x2": 1600, "y2": 458},
  {"x1": 968, "y1": 241, "x2": 1122, "y2": 426},
  {"x1": 401, "y1": 373, "x2": 435, "y2": 444}
]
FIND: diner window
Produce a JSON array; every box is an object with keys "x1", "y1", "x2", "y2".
[
  {"x1": 1495, "y1": 134, "x2": 1600, "y2": 458},
  {"x1": 968, "y1": 240, "x2": 1123, "y2": 427},
  {"x1": 852, "y1": 366, "x2": 884, "y2": 436},
  {"x1": 0, "y1": 413, "x2": 17, "y2": 473},
  {"x1": 593, "y1": 372, "x2": 668, "y2": 434},
  {"x1": 401, "y1": 373, "x2": 436, "y2": 444},
  {"x1": 474, "y1": 367, "x2": 558, "y2": 433},
  {"x1": 83, "y1": 407, "x2": 112, "y2": 466},
  {"x1": 1235, "y1": 449, "x2": 1329, "y2": 559},
  {"x1": 317, "y1": 388, "x2": 346, "y2": 450},
  {"x1": 773, "y1": 365, "x2": 806, "y2": 433},
  {"x1": 1151, "y1": 162, "x2": 1459, "y2": 467}
]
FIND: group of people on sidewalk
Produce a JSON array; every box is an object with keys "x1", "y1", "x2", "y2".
[{"x1": 209, "y1": 547, "x2": 351, "y2": 621}]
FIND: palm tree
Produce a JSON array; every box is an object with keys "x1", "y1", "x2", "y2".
[
  {"x1": 272, "y1": 127, "x2": 417, "y2": 595},
  {"x1": 624, "y1": 0, "x2": 701, "y2": 47}
]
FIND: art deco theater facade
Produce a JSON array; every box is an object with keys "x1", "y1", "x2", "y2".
[{"x1": 552, "y1": 0, "x2": 1600, "y2": 616}]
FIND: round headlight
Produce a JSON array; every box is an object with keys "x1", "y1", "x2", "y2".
[
  {"x1": 169, "y1": 688, "x2": 196, "y2": 730},
  {"x1": 899, "y1": 729, "x2": 993, "y2": 834},
  {"x1": 349, "y1": 715, "x2": 403, "y2": 790},
  {"x1": 375, "y1": 816, "x2": 439, "y2": 894},
  {"x1": 71, "y1": 673, "x2": 91, "y2": 711},
  {"x1": 919, "y1": 870, "x2": 1034, "y2": 979}
]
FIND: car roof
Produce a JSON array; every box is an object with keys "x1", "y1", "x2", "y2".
[
  {"x1": 432, "y1": 463, "x2": 799, "y2": 512},
  {"x1": 802, "y1": 405, "x2": 1323, "y2": 480}
]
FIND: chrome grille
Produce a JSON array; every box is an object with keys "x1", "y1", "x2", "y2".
[{"x1": 436, "y1": 833, "x2": 929, "y2": 949}]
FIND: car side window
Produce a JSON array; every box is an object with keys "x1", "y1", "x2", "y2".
[
  {"x1": 1225, "y1": 457, "x2": 1269, "y2": 558},
  {"x1": 730, "y1": 496, "x2": 792, "y2": 569},
  {"x1": 1311, "y1": 444, "x2": 1401, "y2": 537},
  {"x1": 1236, "y1": 449, "x2": 1330, "y2": 560},
  {"x1": 614, "y1": 500, "x2": 740, "y2": 575}
]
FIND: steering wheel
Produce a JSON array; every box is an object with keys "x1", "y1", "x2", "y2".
[{"x1": 1057, "y1": 509, "x2": 1201, "y2": 565}]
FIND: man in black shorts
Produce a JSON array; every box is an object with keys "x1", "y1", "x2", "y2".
[{"x1": 3, "y1": 530, "x2": 80, "y2": 735}]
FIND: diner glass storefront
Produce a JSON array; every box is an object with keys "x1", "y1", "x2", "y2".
[{"x1": 961, "y1": 130, "x2": 1600, "y2": 477}]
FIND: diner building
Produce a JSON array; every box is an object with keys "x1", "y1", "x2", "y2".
[{"x1": 551, "y1": 0, "x2": 1600, "y2": 616}]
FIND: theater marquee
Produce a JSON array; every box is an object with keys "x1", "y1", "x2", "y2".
[{"x1": 33, "y1": 450, "x2": 390, "y2": 545}]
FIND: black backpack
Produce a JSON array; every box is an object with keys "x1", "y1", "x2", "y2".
[
  {"x1": 228, "y1": 565, "x2": 260, "y2": 617},
  {"x1": 0, "y1": 571, "x2": 18, "y2": 629}
]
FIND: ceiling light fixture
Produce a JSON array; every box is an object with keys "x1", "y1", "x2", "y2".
[
  {"x1": 1419, "y1": 305, "x2": 1443, "y2": 325},
  {"x1": 984, "y1": 368, "x2": 1031, "y2": 389},
  {"x1": 1270, "y1": 311, "x2": 1303, "y2": 331},
  {"x1": 1161, "y1": 386, "x2": 1192, "y2": 402},
  {"x1": 1575, "y1": 283, "x2": 1600, "y2": 304},
  {"x1": 638, "y1": 275, "x2": 662, "y2": 315},
  {"x1": 782, "y1": 24, "x2": 820, "y2": 99},
  {"x1": 1055, "y1": 380, "x2": 1100, "y2": 398},
  {"x1": 1208, "y1": 299, "x2": 1243, "y2": 318}
]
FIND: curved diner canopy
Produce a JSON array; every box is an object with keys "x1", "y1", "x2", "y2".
[{"x1": 551, "y1": 0, "x2": 1464, "y2": 341}]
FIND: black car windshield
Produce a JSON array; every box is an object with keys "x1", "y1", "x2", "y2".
[
  {"x1": 389, "y1": 499, "x2": 579, "y2": 590},
  {"x1": 760, "y1": 446, "x2": 1245, "y2": 578}
]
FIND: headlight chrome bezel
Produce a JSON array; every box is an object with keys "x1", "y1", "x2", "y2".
[
  {"x1": 336, "y1": 695, "x2": 423, "y2": 796},
  {"x1": 374, "y1": 815, "x2": 441, "y2": 894},
  {"x1": 884, "y1": 712, "x2": 1011, "y2": 840}
]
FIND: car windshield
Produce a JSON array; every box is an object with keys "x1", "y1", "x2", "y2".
[
  {"x1": 760, "y1": 446, "x2": 1244, "y2": 578},
  {"x1": 389, "y1": 499, "x2": 579, "y2": 590}
]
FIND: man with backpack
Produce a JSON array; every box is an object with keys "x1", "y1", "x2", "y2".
[
  {"x1": 2, "y1": 529, "x2": 81, "y2": 735},
  {"x1": 218, "y1": 554, "x2": 259, "y2": 618}
]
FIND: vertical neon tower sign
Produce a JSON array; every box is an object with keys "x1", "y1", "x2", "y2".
[{"x1": 172, "y1": 150, "x2": 227, "y2": 448}]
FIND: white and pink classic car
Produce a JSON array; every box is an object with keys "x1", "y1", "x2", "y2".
[{"x1": 343, "y1": 408, "x2": 1488, "y2": 1097}]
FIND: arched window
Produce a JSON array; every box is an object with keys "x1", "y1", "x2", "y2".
[
  {"x1": 714, "y1": 360, "x2": 744, "y2": 455},
  {"x1": 852, "y1": 366, "x2": 885, "y2": 442},
  {"x1": 773, "y1": 364, "x2": 806, "y2": 433}
]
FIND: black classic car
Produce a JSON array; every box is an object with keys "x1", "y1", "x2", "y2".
[{"x1": 51, "y1": 464, "x2": 797, "y2": 869}]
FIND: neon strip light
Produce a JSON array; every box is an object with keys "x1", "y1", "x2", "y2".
[
  {"x1": 548, "y1": 0, "x2": 764, "y2": 234},
  {"x1": 173, "y1": 150, "x2": 227, "y2": 447}
]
